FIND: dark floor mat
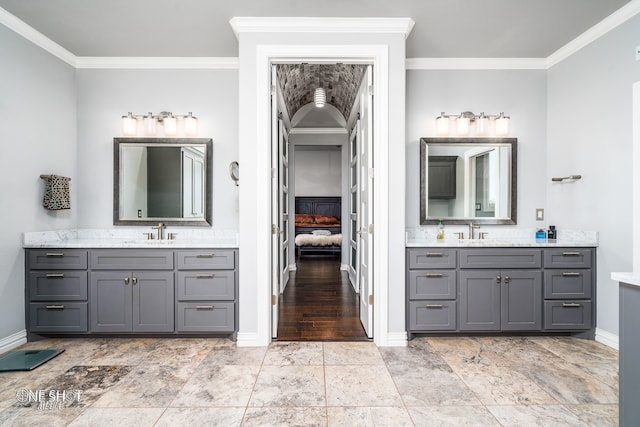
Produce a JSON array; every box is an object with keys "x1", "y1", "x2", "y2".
[{"x1": 0, "y1": 349, "x2": 64, "y2": 371}]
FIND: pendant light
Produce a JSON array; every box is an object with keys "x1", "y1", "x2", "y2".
[{"x1": 314, "y1": 65, "x2": 326, "y2": 108}]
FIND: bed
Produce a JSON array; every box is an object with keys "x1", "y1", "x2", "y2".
[{"x1": 294, "y1": 196, "x2": 342, "y2": 256}]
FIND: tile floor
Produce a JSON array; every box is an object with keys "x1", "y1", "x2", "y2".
[{"x1": 0, "y1": 336, "x2": 618, "y2": 426}]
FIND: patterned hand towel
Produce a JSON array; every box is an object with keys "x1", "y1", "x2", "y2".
[{"x1": 43, "y1": 175, "x2": 71, "y2": 210}]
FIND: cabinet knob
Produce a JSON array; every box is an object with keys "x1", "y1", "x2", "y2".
[
  {"x1": 132, "y1": 277, "x2": 138, "y2": 285},
  {"x1": 504, "y1": 276, "x2": 510, "y2": 284},
  {"x1": 496, "y1": 276, "x2": 501, "y2": 283},
  {"x1": 124, "y1": 277, "x2": 130, "y2": 285}
]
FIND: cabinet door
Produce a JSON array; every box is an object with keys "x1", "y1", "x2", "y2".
[
  {"x1": 90, "y1": 272, "x2": 133, "y2": 332},
  {"x1": 133, "y1": 271, "x2": 174, "y2": 332},
  {"x1": 501, "y1": 270, "x2": 542, "y2": 331},
  {"x1": 459, "y1": 270, "x2": 500, "y2": 331}
]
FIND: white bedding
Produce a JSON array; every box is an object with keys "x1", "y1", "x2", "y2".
[{"x1": 295, "y1": 233, "x2": 342, "y2": 246}]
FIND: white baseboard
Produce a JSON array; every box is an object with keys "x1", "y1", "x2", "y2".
[
  {"x1": 595, "y1": 328, "x2": 619, "y2": 350},
  {"x1": 236, "y1": 332, "x2": 268, "y2": 347},
  {"x1": 0, "y1": 330, "x2": 27, "y2": 355},
  {"x1": 289, "y1": 263, "x2": 297, "y2": 271},
  {"x1": 380, "y1": 331, "x2": 408, "y2": 347},
  {"x1": 340, "y1": 264, "x2": 349, "y2": 271}
]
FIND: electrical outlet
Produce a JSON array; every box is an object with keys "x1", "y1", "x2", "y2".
[{"x1": 536, "y1": 208, "x2": 544, "y2": 221}]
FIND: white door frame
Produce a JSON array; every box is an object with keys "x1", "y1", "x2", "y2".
[
  {"x1": 256, "y1": 44, "x2": 390, "y2": 346},
  {"x1": 633, "y1": 81, "x2": 640, "y2": 271}
]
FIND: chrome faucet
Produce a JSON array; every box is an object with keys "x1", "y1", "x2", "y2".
[
  {"x1": 152, "y1": 223, "x2": 165, "y2": 240},
  {"x1": 468, "y1": 222, "x2": 480, "y2": 240}
]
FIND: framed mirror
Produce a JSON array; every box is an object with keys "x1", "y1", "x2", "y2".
[
  {"x1": 114, "y1": 137, "x2": 212, "y2": 226},
  {"x1": 420, "y1": 137, "x2": 517, "y2": 225}
]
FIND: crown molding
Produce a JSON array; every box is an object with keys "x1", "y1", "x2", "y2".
[
  {"x1": 289, "y1": 127, "x2": 347, "y2": 135},
  {"x1": 229, "y1": 17, "x2": 415, "y2": 39},
  {"x1": 75, "y1": 57, "x2": 239, "y2": 69},
  {"x1": 546, "y1": 0, "x2": 640, "y2": 68},
  {"x1": 3, "y1": 5, "x2": 639, "y2": 71},
  {"x1": 405, "y1": 57, "x2": 547, "y2": 70},
  {"x1": 0, "y1": 7, "x2": 76, "y2": 66}
]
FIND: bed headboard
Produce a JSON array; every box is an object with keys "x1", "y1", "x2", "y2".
[{"x1": 295, "y1": 197, "x2": 341, "y2": 219}]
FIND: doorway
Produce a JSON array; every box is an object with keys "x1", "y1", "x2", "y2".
[{"x1": 271, "y1": 62, "x2": 373, "y2": 340}]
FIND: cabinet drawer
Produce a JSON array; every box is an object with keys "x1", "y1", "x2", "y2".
[
  {"x1": 176, "y1": 302, "x2": 235, "y2": 332},
  {"x1": 460, "y1": 249, "x2": 541, "y2": 269},
  {"x1": 408, "y1": 301, "x2": 457, "y2": 331},
  {"x1": 544, "y1": 301, "x2": 592, "y2": 330},
  {"x1": 544, "y1": 270, "x2": 592, "y2": 299},
  {"x1": 29, "y1": 271, "x2": 88, "y2": 301},
  {"x1": 408, "y1": 249, "x2": 457, "y2": 269},
  {"x1": 28, "y1": 250, "x2": 87, "y2": 270},
  {"x1": 177, "y1": 271, "x2": 235, "y2": 301},
  {"x1": 28, "y1": 302, "x2": 88, "y2": 332},
  {"x1": 90, "y1": 250, "x2": 173, "y2": 270},
  {"x1": 409, "y1": 270, "x2": 456, "y2": 300},
  {"x1": 544, "y1": 249, "x2": 592, "y2": 269},
  {"x1": 177, "y1": 250, "x2": 236, "y2": 270}
]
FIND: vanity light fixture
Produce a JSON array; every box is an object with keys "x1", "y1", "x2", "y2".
[
  {"x1": 435, "y1": 111, "x2": 510, "y2": 137},
  {"x1": 121, "y1": 111, "x2": 198, "y2": 137}
]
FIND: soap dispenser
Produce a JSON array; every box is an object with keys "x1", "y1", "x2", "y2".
[
  {"x1": 437, "y1": 219, "x2": 445, "y2": 240},
  {"x1": 547, "y1": 225, "x2": 557, "y2": 241}
]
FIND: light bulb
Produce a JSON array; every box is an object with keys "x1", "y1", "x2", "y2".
[
  {"x1": 163, "y1": 113, "x2": 177, "y2": 136},
  {"x1": 143, "y1": 112, "x2": 157, "y2": 136},
  {"x1": 476, "y1": 113, "x2": 489, "y2": 136},
  {"x1": 184, "y1": 112, "x2": 198, "y2": 137},
  {"x1": 314, "y1": 87, "x2": 326, "y2": 108},
  {"x1": 456, "y1": 115, "x2": 470, "y2": 136},
  {"x1": 122, "y1": 112, "x2": 138, "y2": 136},
  {"x1": 436, "y1": 113, "x2": 449, "y2": 136},
  {"x1": 495, "y1": 113, "x2": 510, "y2": 136}
]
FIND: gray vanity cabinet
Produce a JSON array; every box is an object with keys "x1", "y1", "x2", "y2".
[
  {"x1": 459, "y1": 249, "x2": 542, "y2": 331},
  {"x1": 620, "y1": 281, "x2": 640, "y2": 426},
  {"x1": 89, "y1": 250, "x2": 174, "y2": 333},
  {"x1": 26, "y1": 249, "x2": 89, "y2": 333},
  {"x1": 406, "y1": 246, "x2": 594, "y2": 337},
  {"x1": 175, "y1": 250, "x2": 237, "y2": 334},
  {"x1": 26, "y1": 247, "x2": 238, "y2": 339},
  {"x1": 543, "y1": 248, "x2": 593, "y2": 330},
  {"x1": 459, "y1": 269, "x2": 542, "y2": 331},
  {"x1": 407, "y1": 249, "x2": 458, "y2": 332},
  {"x1": 90, "y1": 271, "x2": 174, "y2": 333}
]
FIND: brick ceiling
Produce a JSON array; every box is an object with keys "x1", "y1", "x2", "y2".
[{"x1": 276, "y1": 64, "x2": 366, "y2": 123}]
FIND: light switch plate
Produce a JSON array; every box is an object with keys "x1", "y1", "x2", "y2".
[
  {"x1": 536, "y1": 208, "x2": 544, "y2": 221},
  {"x1": 636, "y1": 45, "x2": 640, "y2": 61}
]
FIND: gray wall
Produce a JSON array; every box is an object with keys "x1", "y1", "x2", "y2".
[
  {"x1": 0, "y1": 25, "x2": 77, "y2": 343},
  {"x1": 294, "y1": 148, "x2": 342, "y2": 196},
  {"x1": 547, "y1": 14, "x2": 640, "y2": 336},
  {"x1": 406, "y1": 69, "x2": 548, "y2": 230},
  {"x1": 76, "y1": 68, "x2": 239, "y2": 230}
]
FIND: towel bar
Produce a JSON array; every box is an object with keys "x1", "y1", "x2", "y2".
[{"x1": 40, "y1": 175, "x2": 71, "y2": 181}]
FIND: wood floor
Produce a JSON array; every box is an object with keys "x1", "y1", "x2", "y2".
[{"x1": 276, "y1": 255, "x2": 369, "y2": 341}]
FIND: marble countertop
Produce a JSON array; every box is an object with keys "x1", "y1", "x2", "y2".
[
  {"x1": 23, "y1": 229, "x2": 239, "y2": 249},
  {"x1": 405, "y1": 238, "x2": 597, "y2": 248},
  {"x1": 405, "y1": 228, "x2": 598, "y2": 248},
  {"x1": 611, "y1": 272, "x2": 640, "y2": 288}
]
